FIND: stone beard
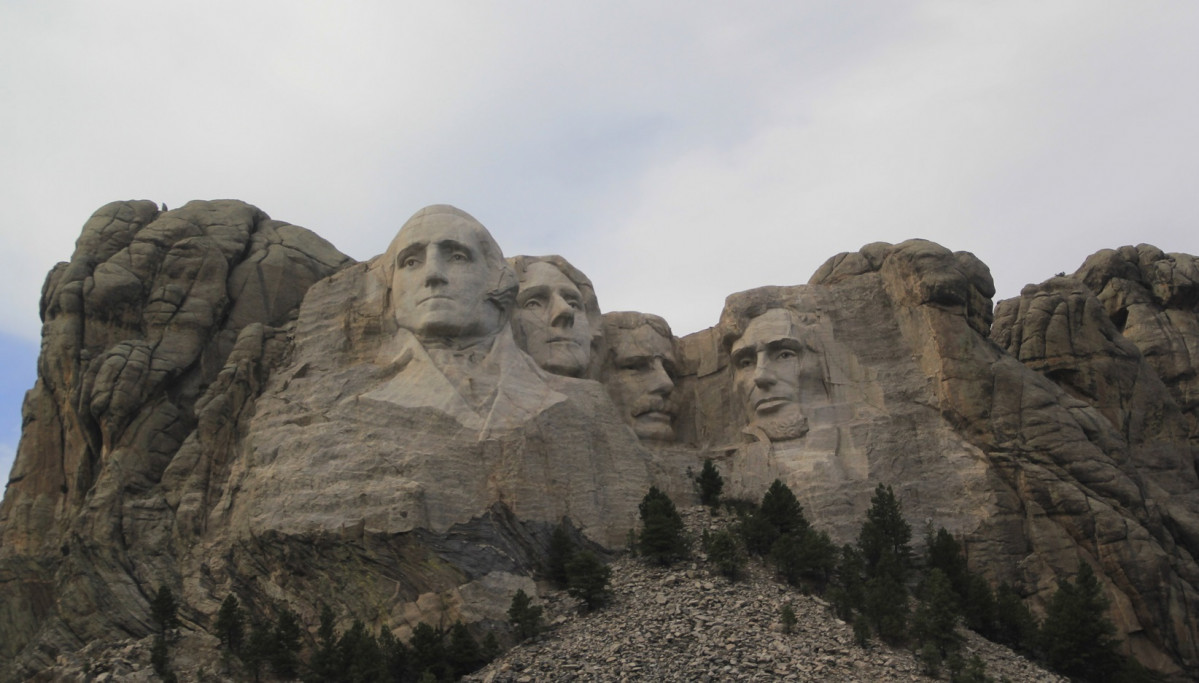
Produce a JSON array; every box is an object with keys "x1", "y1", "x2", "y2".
[
  {"x1": 602, "y1": 312, "x2": 679, "y2": 442},
  {"x1": 730, "y1": 308, "x2": 809, "y2": 442},
  {"x1": 511, "y1": 259, "x2": 594, "y2": 377}
]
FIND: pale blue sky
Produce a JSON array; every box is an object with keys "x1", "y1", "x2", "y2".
[{"x1": 2, "y1": 1, "x2": 1198, "y2": 493}]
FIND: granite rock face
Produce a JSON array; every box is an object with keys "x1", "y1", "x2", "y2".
[{"x1": 2, "y1": 204, "x2": 1198, "y2": 680}]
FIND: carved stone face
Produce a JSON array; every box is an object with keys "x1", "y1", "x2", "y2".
[
  {"x1": 605, "y1": 322, "x2": 678, "y2": 441},
  {"x1": 389, "y1": 211, "x2": 504, "y2": 343},
  {"x1": 514, "y1": 261, "x2": 592, "y2": 376},
  {"x1": 730, "y1": 308, "x2": 807, "y2": 441}
]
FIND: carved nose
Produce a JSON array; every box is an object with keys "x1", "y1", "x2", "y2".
[
  {"x1": 550, "y1": 296, "x2": 575, "y2": 328},
  {"x1": 648, "y1": 359, "x2": 673, "y2": 395},
  {"x1": 752, "y1": 360, "x2": 776, "y2": 388}
]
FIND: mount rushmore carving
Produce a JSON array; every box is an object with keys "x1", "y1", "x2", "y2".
[{"x1": 1, "y1": 200, "x2": 1197, "y2": 678}]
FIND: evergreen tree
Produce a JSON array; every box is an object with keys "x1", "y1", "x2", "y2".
[
  {"x1": 858, "y1": 484, "x2": 912, "y2": 580},
  {"x1": 770, "y1": 533, "x2": 805, "y2": 586},
  {"x1": 310, "y1": 604, "x2": 339, "y2": 682},
  {"x1": 857, "y1": 484, "x2": 911, "y2": 644},
  {"x1": 243, "y1": 619, "x2": 273, "y2": 683},
  {"x1": 546, "y1": 523, "x2": 575, "y2": 589},
  {"x1": 271, "y1": 608, "x2": 302, "y2": 679},
  {"x1": 1039, "y1": 563, "x2": 1121, "y2": 681},
  {"x1": 151, "y1": 585, "x2": 180, "y2": 634},
  {"x1": 567, "y1": 550, "x2": 612, "y2": 610},
  {"x1": 409, "y1": 622, "x2": 447, "y2": 681},
  {"x1": 507, "y1": 589, "x2": 543, "y2": 641},
  {"x1": 379, "y1": 627, "x2": 410, "y2": 682},
  {"x1": 481, "y1": 631, "x2": 501, "y2": 663},
  {"x1": 696, "y1": 459, "x2": 724, "y2": 508},
  {"x1": 780, "y1": 601, "x2": 797, "y2": 635},
  {"x1": 446, "y1": 621, "x2": 484, "y2": 678},
  {"x1": 828, "y1": 544, "x2": 866, "y2": 621},
  {"x1": 992, "y1": 583, "x2": 1038, "y2": 654},
  {"x1": 215, "y1": 595, "x2": 244, "y2": 654},
  {"x1": 760, "y1": 479, "x2": 808, "y2": 537},
  {"x1": 738, "y1": 509, "x2": 778, "y2": 557},
  {"x1": 912, "y1": 568, "x2": 963, "y2": 658},
  {"x1": 637, "y1": 487, "x2": 688, "y2": 565},
  {"x1": 863, "y1": 554, "x2": 909, "y2": 644},
  {"x1": 338, "y1": 619, "x2": 384, "y2": 682},
  {"x1": 705, "y1": 527, "x2": 746, "y2": 582}
]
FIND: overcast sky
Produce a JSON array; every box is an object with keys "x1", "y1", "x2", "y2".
[{"x1": 2, "y1": 1, "x2": 1197, "y2": 489}]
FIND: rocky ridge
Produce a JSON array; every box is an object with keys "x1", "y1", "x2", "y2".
[
  {"x1": 1, "y1": 200, "x2": 1197, "y2": 679},
  {"x1": 468, "y1": 507, "x2": 1065, "y2": 683}
]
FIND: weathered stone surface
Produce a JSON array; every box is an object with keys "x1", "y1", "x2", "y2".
[
  {"x1": 0, "y1": 200, "x2": 352, "y2": 673},
  {"x1": 3, "y1": 204, "x2": 1199, "y2": 681}
]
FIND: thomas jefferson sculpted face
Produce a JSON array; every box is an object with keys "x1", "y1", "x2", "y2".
[
  {"x1": 603, "y1": 313, "x2": 679, "y2": 441},
  {"x1": 730, "y1": 308, "x2": 807, "y2": 442},
  {"x1": 514, "y1": 261, "x2": 593, "y2": 377},
  {"x1": 386, "y1": 206, "x2": 511, "y2": 344}
]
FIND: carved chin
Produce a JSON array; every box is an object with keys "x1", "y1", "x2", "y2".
[
  {"x1": 756, "y1": 411, "x2": 809, "y2": 442},
  {"x1": 536, "y1": 345, "x2": 589, "y2": 377}
]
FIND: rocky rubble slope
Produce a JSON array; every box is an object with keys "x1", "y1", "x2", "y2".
[{"x1": 469, "y1": 508, "x2": 1065, "y2": 683}]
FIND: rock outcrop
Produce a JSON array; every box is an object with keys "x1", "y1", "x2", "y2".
[{"x1": 2, "y1": 203, "x2": 1197, "y2": 680}]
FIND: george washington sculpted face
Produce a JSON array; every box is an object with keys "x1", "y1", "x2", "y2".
[{"x1": 385, "y1": 206, "x2": 511, "y2": 345}]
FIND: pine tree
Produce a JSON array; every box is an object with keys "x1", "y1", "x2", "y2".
[
  {"x1": 409, "y1": 622, "x2": 448, "y2": 681},
  {"x1": 780, "y1": 601, "x2": 797, "y2": 635},
  {"x1": 1039, "y1": 563, "x2": 1121, "y2": 681},
  {"x1": 567, "y1": 550, "x2": 612, "y2": 610},
  {"x1": 215, "y1": 595, "x2": 244, "y2": 654},
  {"x1": 270, "y1": 608, "x2": 302, "y2": 679},
  {"x1": 338, "y1": 619, "x2": 384, "y2": 682},
  {"x1": 705, "y1": 527, "x2": 746, "y2": 581},
  {"x1": 993, "y1": 582, "x2": 1038, "y2": 654},
  {"x1": 379, "y1": 627, "x2": 410, "y2": 681},
  {"x1": 760, "y1": 479, "x2": 808, "y2": 537},
  {"x1": 446, "y1": 621, "x2": 484, "y2": 678},
  {"x1": 150, "y1": 585, "x2": 180, "y2": 634},
  {"x1": 858, "y1": 484, "x2": 912, "y2": 580},
  {"x1": 507, "y1": 589, "x2": 543, "y2": 641},
  {"x1": 547, "y1": 523, "x2": 576, "y2": 589},
  {"x1": 857, "y1": 484, "x2": 912, "y2": 644},
  {"x1": 696, "y1": 459, "x2": 724, "y2": 508},
  {"x1": 828, "y1": 544, "x2": 866, "y2": 621},
  {"x1": 912, "y1": 568, "x2": 962, "y2": 658},
  {"x1": 310, "y1": 604, "x2": 339, "y2": 681},
  {"x1": 637, "y1": 487, "x2": 688, "y2": 565},
  {"x1": 738, "y1": 509, "x2": 779, "y2": 557},
  {"x1": 243, "y1": 619, "x2": 273, "y2": 683}
]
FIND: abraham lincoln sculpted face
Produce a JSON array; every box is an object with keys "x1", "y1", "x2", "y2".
[
  {"x1": 385, "y1": 206, "x2": 513, "y2": 345},
  {"x1": 730, "y1": 308, "x2": 808, "y2": 442}
]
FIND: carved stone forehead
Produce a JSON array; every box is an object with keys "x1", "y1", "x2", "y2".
[
  {"x1": 384, "y1": 204, "x2": 503, "y2": 267},
  {"x1": 730, "y1": 308, "x2": 803, "y2": 354}
]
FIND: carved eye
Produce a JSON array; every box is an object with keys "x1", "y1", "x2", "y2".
[
  {"x1": 523, "y1": 299, "x2": 543, "y2": 310},
  {"x1": 777, "y1": 349, "x2": 797, "y2": 361},
  {"x1": 401, "y1": 256, "x2": 421, "y2": 269},
  {"x1": 568, "y1": 300, "x2": 582, "y2": 311},
  {"x1": 451, "y1": 252, "x2": 468, "y2": 262},
  {"x1": 736, "y1": 356, "x2": 755, "y2": 370}
]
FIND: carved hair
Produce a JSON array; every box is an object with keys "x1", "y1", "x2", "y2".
[
  {"x1": 600, "y1": 310, "x2": 679, "y2": 375},
  {"x1": 719, "y1": 287, "x2": 819, "y2": 354}
]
